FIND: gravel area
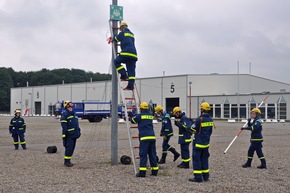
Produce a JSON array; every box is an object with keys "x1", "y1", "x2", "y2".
[{"x1": 0, "y1": 116, "x2": 290, "y2": 193}]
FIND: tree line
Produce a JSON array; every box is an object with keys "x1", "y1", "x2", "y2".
[{"x1": 0, "y1": 67, "x2": 111, "y2": 112}]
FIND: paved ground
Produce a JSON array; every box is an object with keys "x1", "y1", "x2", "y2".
[{"x1": 0, "y1": 116, "x2": 290, "y2": 193}]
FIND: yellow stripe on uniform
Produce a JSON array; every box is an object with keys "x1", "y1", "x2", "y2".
[
  {"x1": 116, "y1": 66, "x2": 124, "y2": 71},
  {"x1": 68, "y1": 128, "x2": 75, "y2": 132},
  {"x1": 140, "y1": 136, "x2": 156, "y2": 141},
  {"x1": 64, "y1": 156, "x2": 72, "y2": 160},
  {"x1": 202, "y1": 169, "x2": 209, "y2": 173},
  {"x1": 195, "y1": 143, "x2": 210, "y2": 148},
  {"x1": 124, "y1": 33, "x2": 134, "y2": 38},
  {"x1": 182, "y1": 158, "x2": 191, "y2": 162},
  {"x1": 139, "y1": 167, "x2": 147, "y2": 171},
  {"x1": 201, "y1": 122, "x2": 213, "y2": 127},
  {"x1": 141, "y1": 115, "x2": 154, "y2": 120},
  {"x1": 193, "y1": 170, "x2": 202, "y2": 174},
  {"x1": 151, "y1": 167, "x2": 159, "y2": 170},
  {"x1": 120, "y1": 52, "x2": 138, "y2": 58},
  {"x1": 185, "y1": 139, "x2": 192, "y2": 143}
]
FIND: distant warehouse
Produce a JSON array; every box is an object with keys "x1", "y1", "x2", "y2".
[{"x1": 10, "y1": 74, "x2": 290, "y2": 120}]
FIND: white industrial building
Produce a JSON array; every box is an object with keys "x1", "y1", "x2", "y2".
[{"x1": 10, "y1": 74, "x2": 290, "y2": 120}]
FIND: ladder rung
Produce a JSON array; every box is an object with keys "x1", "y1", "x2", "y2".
[
  {"x1": 135, "y1": 156, "x2": 140, "y2": 159},
  {"x1": 130, "y1": 126, "x2": 138, "y2": 129},
  {"x1": 133, "y1": 146, "x2": 139, "y2": 149},
  {"x1": 112, "y1": 26, "x2": 119, "y2": 29},
  {"x1": 127, "y1": 107, "x2": 136, "y2": 110},
  {"x1": 125, "y1": 97, "x2": 135, "y2": 100},
  {"x1": 132, "y1": 136, "x2": 139, "y2": 139}
]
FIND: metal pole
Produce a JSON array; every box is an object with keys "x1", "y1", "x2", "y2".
[
  {"x1": 111, "y1": 0, "x2": 118, "y2": 165},
  {"x1": 237, "y1": 61, "x2": 240, "y2": 121},
  {"x1": 189, "y1": 81, "x2": 192, "y2": 119}
]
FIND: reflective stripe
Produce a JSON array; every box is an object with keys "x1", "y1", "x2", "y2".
[
  {"x1": 167, "y1": 146, "x2": 172, "y2": 151},
  {"x1": 167, "y1": 132, "x2": 173, "y2": 136},
  {"x1": 181, "y1": 123, "x2": 187, "y2": 128},
  {"x1": 251, "y1": 126, "x2": 254, "y2": 131},
  {"x1": 139, "y1": 167, "x2": 147, "y2": 171},
  {"x1": 185, "y1": 139, "x2": 192, "y2": 143},
  {"x1": 120, "y1": 52, "x2": 138, "y2": 58},
  {"x1": 191, "y1": 128, "x2": 196, "y2": 132},
  {"x1": 202, "y1": 169, "x2": 209, "y2": 173},
  {"x1": 14, "y1": 142, "x2": 19, "y2": 145},
  {"x1": 23, "y1": 124, "x2": 26, "y2": 126},
  {"x1": 179, "y1": 134, "x2": 184, "y2": 136},
  {"x1": 193, "y1": 170, "x2": 202, "y2": 174},
  {"x1": 116, "y1": 66, "x2": 124, "y2": 71},
  {"x1": 68, "y1": 128, "x2": 75, "y2": 132},
  {"x1": 140, "y1": 136, "x2": 156, "y2": 140},
  {"x1": 131, "y1": 118, "x2": 137, "y2": 124},
  {"x1": 248, "y1": 156, "x2": 253, "y2": 159},
  {"x1": 259, "y1": 157, "x2": 265, "y2": 160},
  {"x1": 162, "y1": 151, "x2": 167, "y2": 153},
  {"x1": 151, "y1": 167, "x2": 159, "y2": 170},
  {"x1": 141, "y1": 115, "x2": 154, "y2": 120},
  {"x1": 182, "y1": 158, "x2": 191, "y2": 162},
  {"x1": 67, "y1": 116, "x2": 74, "y2": 119},
  {"x1": 195, "y1": 143, "x2": 210, "y2": 148},
  {"x1": 20, "y1": 142, "x2": 26, "y2": 145},
  {"x1": 251, "y1": 138, "x2": 263, "y2": 141},
  {"x1": 19, "y1": 128, "x2": 24, "y2": 130},
  {"x1": 61, "y1": 120, "x2": 67, "y2": 123},
  {"x1": 64, "y1": 156, "x2": 72, "y2": 160},
  {"x1": 128, "y1": 76, "x2": 135, "y2": 80},
  {"x1": 124, "y1": 33, "x2": 134, "y2": 38},
  {"x1": 201, "y1": 122, "x2": 213, "y2": 127},
  {"x1": 115, "y1": 36, "x2": 119, "y2": 42},
  {"x1": 9, "y1": 124, "x2": 13, "y2": 126},
  {"x1": 12, "y1": 121, "x2": 16, "y2": 122},
  {"x1": 62, "y1": 134, "x2": 66, "y2": 138}
]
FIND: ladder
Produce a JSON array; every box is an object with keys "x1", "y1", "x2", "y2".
[{"x1": 109, "y1": 20, "x2": 140, "y2": 175}]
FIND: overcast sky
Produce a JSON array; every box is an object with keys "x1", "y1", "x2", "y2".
[{"x1": 0, "y1": 0, "x2": 290, "y2": 83}]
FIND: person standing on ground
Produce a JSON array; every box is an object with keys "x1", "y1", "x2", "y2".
[
  {"x1": 173, "y1": 107, "x2": 193, "y2": 169},
  {"x1": 113, "y1": 22, "x2": 138, "y2": 90},
  {"x1": 155, "y1": 105, "x2": 180, "y2": 164},
  {"x1": 131, "y1": 102, "x2": 158, "y2": 177},
  {"x1": 189, "y1": 102, "x2": 213, "y2": 183},
  {"x1": 241, "y1": 108, "x2": 267, "y2": 169},
  {"x1": 9, "y1": 109, "x2": 27, "y2": 150},
  {"x1": 61, "y1": 100, "x2": 81, "y2": 167}
]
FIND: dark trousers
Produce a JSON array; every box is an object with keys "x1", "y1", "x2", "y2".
[
  {"x1": 162, "y1": 136, "x2": 172, "y2": 154},
  {"x1": 247, "y1": 142, "x2": 266, "y2": 165},
  {"x1": 139, "y1": 140, "x2": 158, "y2": 176},
  {"x1": 12, "y1": 133, "x2": 26, "y2": 149},
  {"x1": 192, "y1": 148, "x2": 210, "y2": 181},
  {"x1": 64, "y1": 138, "x2": 77, "y2": 160},
  {"x1": 180, "y1": 143, "x2": 190, "y2": 163},
  {"x1": 114, "y1": 56, "x2": 136, "y2": 88}
]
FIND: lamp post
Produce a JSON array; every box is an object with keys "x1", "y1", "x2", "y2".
[
  {"x1": 189, "y1": 81, "x2": 192, "y2": 118},
  {"x1": 28, "y1": 92, "x2": 32, "y2": 116}
]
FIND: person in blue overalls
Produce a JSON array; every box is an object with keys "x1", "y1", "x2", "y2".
[
  {"x1": 173, "y1": 107, "x2": 193, "y2": 169},
  {"x1": 189, "y1": 102, "x2": 213, "y2": 183},
  {"x1": 131, "y1": 102, "x2": 158, "y2": 177},
  {"x1": 155, "y1": 105, "x2": 180, "y2": 164},
  {"x1": 113, "y1": 22, "x2": 138, "y2": 90},
  {"x1": 61, "y1": 100, "x2": 81, "y2": 167},
  {"x1": 241, "y1": 108, "x2": 267, "y2": 169},
  {"x1": 9, "y1": 109, "x2": 27, "y2": 150}
]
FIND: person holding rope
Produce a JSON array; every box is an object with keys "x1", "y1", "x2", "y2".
[{"x1": 241, "y1": 108, "x2": 267, "y2": 169}]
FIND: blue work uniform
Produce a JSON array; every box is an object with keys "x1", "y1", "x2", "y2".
[
  {"x1": 191, "y1": 113, "x2": 213, "y2": 181},
  {"x1": 9, "y1": 116, "x2": 27, "y2": 149},
  {"x1": 61, "y1": 108, "x2": 81, "y2": 162},
  {"x1": 244, "y1": 116, "x2": 266, "y2": 167},
  {"x1": 160, "y1": 112, "x2": 175, "y2": 155},
  {"x1": 175, "y1": 113, "x2": 193, "y2": 164},
  {"x1": 113, "y1": 28, "x2": 138, "y2": 88},
  {"x1": 131, "y1": 110, "x2": 158, "y2": 177}
]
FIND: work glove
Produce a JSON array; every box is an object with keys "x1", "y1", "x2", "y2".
[
  {"x1": 163, "y1": 136, "x2": 167, "y2": 141},
  {"x1": 241, "y1": 127, "x2": 247, "y2": 130}
]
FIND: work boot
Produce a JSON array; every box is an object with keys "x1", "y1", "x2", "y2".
[
  {"x1": 178, "y1": 162, "x2": 189, "y2": 169},
  {"x1": 136, "y1": 173, "x2": 146, "y2": 178},
  {"x1": 158, "y1": 154, "x2": 166, "y2": 164},
  {"x1": 257, "y1": 158, "x2": 267, "y2": 169},
  {"x1": 169, "y1": 148, "x2": 180, "y2": 162},
  {"x1": 21, "y1": 144, "x2": 27, "y2": 150},
  {"x1": 189, "y1": 178, "x2": 202, "y2": 183},
  {"x1": 64, "y1": 160, "x2": 73, "y2": 167},
  {"x1": 14, "y1": 147, "x2": 19, "y2": 150},
  {"x1": 242, "y1": 162, "x2": 251, "y2": 168},
  {"x1": 123, "y1": 86, "x2": 134, "y2": 90}
]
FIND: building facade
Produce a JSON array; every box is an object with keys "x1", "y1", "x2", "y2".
[{"x1": 10, "y1": 74, "x2": 290, "y2": 120}]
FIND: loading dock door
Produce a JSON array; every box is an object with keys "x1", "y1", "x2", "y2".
[
  {"x1": 35, "y1": 102, "x2": 41, "y2": 115},
  {"x1": 166, "y1": 97, "x2": 179, "y2": 116}
]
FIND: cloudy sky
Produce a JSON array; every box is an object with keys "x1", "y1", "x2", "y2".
[{"x1": 0, "y1": 0, "x2": 290, "y2": 83}]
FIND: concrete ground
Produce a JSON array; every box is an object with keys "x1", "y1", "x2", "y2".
[{"x1": 0, "y1": 116, "x2": 290, "y2": 193}]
